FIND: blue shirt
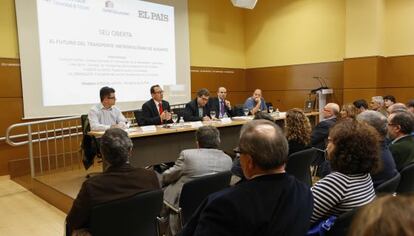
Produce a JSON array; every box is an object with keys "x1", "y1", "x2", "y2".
[{"x1": 243, "y1": 97, "x2": 267, "y2": 112}]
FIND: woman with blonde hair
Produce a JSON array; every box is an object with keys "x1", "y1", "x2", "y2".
[
  {"x1": 340, "y1": 103, "x2": 358, "y2": 119},
  {"x1": 285, "y1": 108, "x2": 312, "y2": 155}
]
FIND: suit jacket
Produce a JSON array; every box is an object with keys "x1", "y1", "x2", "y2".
[
  {"x1": 183, "y1": 99, "x2": 211, "y2": 121},
  {"x1": 66, "y1": 164, "x2": 160, "y2": 235},
  {"x1": 162, "y1": 148, "x2": 232, "y2": 207},
  {"x1": 208, "y1": 97, "x2": 234, "y2": 118},
  {"x1": 141, "y1": 99, "x2": 172, "y2": 125},
  {"x1": 372, "y1": 141, "x2": 398, "y2": 187},
  {"x1": 180, "y1": 173, "x2": 314, "y2": 236},
  {"x1": 311, "y1": 117, "x2": 337, "y2": 150},
  {"x1": 389, "y1": 135, "x2": 414, "y2": 171}
]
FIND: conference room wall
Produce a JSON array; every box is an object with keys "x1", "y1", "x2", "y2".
[{"x1": 0, "y1": 0, "x2": 19, "y2": 59}]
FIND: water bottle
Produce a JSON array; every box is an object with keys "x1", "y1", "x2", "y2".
[
  {"x1": 275, "y1": 108, "x2": 280, "y2": 118},
  {"x1": 179, "y1": 116, "x2": 184, "y2": 124}
]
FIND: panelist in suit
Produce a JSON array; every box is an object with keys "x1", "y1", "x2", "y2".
[
  {"x1": 66, "y1": 128, "x2": 160, "y2": 235},
  {"x1": 181, "y1": 120, "x2": 313, "y2": 236},
  {"x1": 162, "y1": 125, "x2": 232, "y2": 235},
  {"x1": 184, "y1": 88, "x2": 211, "y2": 121},
  {"x1": 88, "y1": 86, "x2": 127, "y2": 131},
  {"x1": 141, "y1": 84, "x2": 172, "y2": 125},
  {"x1": 209, "y1": 87, "x2": 234, "y2": 118},
  {"x1": 243, "y1": 89, "x2": 267, "y2": 115}
]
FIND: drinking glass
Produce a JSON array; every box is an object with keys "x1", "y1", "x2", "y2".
[
  {"x1": 172, "y1": 113, "x2": 178, "y2": 124},
  {"x1": 243, "y1": 108, "x2": 249, "y2": 116},
  {"x1": 268, "y1": 106, "x2": 274, "y2": 114},
  {"x1": 210, "y1": 110, "x2": 216, "y2": 119}
]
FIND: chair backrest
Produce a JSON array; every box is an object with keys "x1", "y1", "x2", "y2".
[
  {"x1": 375, "y1": 172, "x2": 401, "y2": 194},
  {"x1": 90, "y1": 189, "x2": 163, "y2": 236},
  {"x1": 396, "y1": 162, "x2": 414, "y2": 194},
  {"x1": 172, "y1": 107, "x2": 186, "y2": 122},
  {"x1": 134, "y1": 109, "x2": 145, "y2": 126},
  {"x1": 285, "y1": 148, "x2": 317, "y2": 187},
  {"x1": 326, "y1": 208, "x2": 359, "y2": 236},
  {"x1": 233, "y1": 104, "x2": 245, "y2": 116},
  {"x1": 179, "y1": 171, "x2": 232, "y2": 224}
]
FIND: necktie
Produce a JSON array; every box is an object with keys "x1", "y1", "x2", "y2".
[
  {"x1": 159, "y1": 103, "x2": 163, "y2": 124},
  {"x1": 220, "y1": 100, "x2": 225, "y2": 117}
]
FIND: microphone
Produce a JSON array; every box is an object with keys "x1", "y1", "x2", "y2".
[
  {"x1": 311, "y1": 76, "x2": 327, "y2": 93},
  {"x1": 320, "y1": 77, "x2": 329, "y2": 88}
]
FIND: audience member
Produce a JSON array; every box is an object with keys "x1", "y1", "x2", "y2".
[
  {"x1": 311, "y1": 103, "x2": 339, "y2": 151},
  {"x1": 383, "y1": 95, "x2": 396, "y2": 108},
  {"x1": 340, "y1": 103, "x2": 358, "y2": 120},
  {"x1": 370, "y1": 96, "x2": 387, "y2": 116},
  {"x1": 353, "y1": 99, "x2": 369, "y2": 114},
  {"x1": 243, "y1": 89, "x2": 267, "y2": 115},
  {"x1": 387, "y1": 102, "x2": 407, "y2": 114},
  {"x1": 311, "y1": 120, "x2": 379, "y2": 224},
  {"x1": 406, "y1": 99, "x2": 414, "y2": 113},
  {"x1": 141, "y1": 84, "x2": 172, "y2": 125},
  {"x1": 209, "y1": 87, "x2": 234, "y2": 118},
  {"x1": 253, "y1": 111, "x2": 274, "y2": 122},
  {"x1": 162, "y1": 126, "x2": 232, "y2": 235},
  {"x1": 285, "y1": 108, "x2": 311, "y2": 155},
  {"x1": 349, "y1": 195, "x2": 414, "y2": 236},
  {"x1": 88, "y1": 86, "x2": 127, "y2": 131},
  {"x1": 357, "y1": 111, "x2": 398, "y2": 187},
  {"x1": 183, "y1": 88, "x2": 211, "y2": 121},
  {"x1": 387, "y1": 111, "x2": 414, "y2": 170},
  {"x1": 181, "y1": 120, "x2": 313, "y2": 236},
  {"x1": 66, "y1": 128, "x2": 160, "y2": 235}
]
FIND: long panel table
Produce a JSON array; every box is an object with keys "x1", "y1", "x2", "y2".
[{"x1": 89, "y1": 112, "x2": 319, "y2": 168}]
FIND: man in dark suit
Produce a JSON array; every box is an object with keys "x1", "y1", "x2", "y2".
[
  {"x1": 209, "y1": 87, "x2": 234, "y2": 118},
  {"x1": 184, "y1": 88, "x2": 211, "y2": 121},
  {"x1": 180, "y1": 120, "x2": 313, "y2": 236},
  {"x1": 66, "y1": 128, "x2": 160, "y2": 235},
  {"x1": 387, "y1": 111, "x2": 414, "y2": 170},
  {"x1": 141, "y1": 84, "x2": 172, "y2": 125}
]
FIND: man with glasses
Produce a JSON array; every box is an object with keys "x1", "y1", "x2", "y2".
[
  {"x1": 141, "y1": 84, "x2": 172, "y2": 125},
  {"x1": 387, "y1": 111, "x2": 414, "y2": 170},
  {"x1": 88, "y1": 86, "x2": 127, "y2": 131},
  {"x1": 184, "y1": 88, "x2": 212, "y2": 121},
  {"x1": 180, "y1": 120, "x2": 313, "y2": 236}
]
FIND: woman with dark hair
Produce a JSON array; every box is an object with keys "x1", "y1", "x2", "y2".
[
  {"x1": 285, "y1": 108, "x2": 311, "y2": 155},
  {"x1": 310, "y1": 120, "x2": 380, "y2": 224}
]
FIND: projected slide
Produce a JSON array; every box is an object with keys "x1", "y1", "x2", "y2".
[{"x1": 36, "y1": 0, "x2": 176, "y2": 106}]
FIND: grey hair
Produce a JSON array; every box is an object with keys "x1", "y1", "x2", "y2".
[
  {"x1": 357, "y1": 111, "x2": 387, "y2": 137},
  {"x1": 239, "y1": 120, "x2": 288, "y2": 170},
  {"x1": 100, "y1": 128, "x2": 133, "y2": 167},
  {"x1": 372, "y1": 96, "x2": 384, "y2": 106},
  {"x1": 196, "y1": 126, "x2": 220, "y2": 148}
]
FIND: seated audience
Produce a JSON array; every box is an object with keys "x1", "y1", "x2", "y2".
[
  {"x1": 383, "y1": 95, "x2": 396, "y2": 108},
  {"x1": 311, "y1": 120, "x2": 379, "y2": 224},
  {"x1": 340, "y1": 103, "x2": 358, "y2": 120},
  {"x1": 353, "y1": 99, "x2": 369, "y2": 114},
  {"x1": 311, "y1": 103, "x2": 339, "y2": 151},
  {"x1": 162, "y1": 126, "x2": 232, "y2": 235},
  {"x1": 88, "y1": 86, "x2": 127, "y2": 131},
  {"x1": 253, "y1": 111, "x2": 274, "y2": 122},
  {"x1": 184, "y1": 88, "x2": 211, "y2": 121},
  {"x1": 243, "y1": 89, "x2": 267, "y2": 115},
  {"x1": 181, "y1": 120, "x2": 314, "y2": 236},
  {"x1": 285, "y1": 108, "x2": 311, "y2": 155},
  {"x1": 209, "y1": 87, "x2": 234, "y2": 118},
  {"x1": 406, "y1": 99, "x2": 414, "y2": 113},
  {"x1": 387, "y1": 102, "x2": 407, "y2": 114},
  {"x1": 370, "y1": 96, "x2": 388, "y2": 116},
  {"x1": 141, "y1": 84, "x2": 172, "y2": 125},
  {"x1": 387, "y1": 111, "x2": 414, "y2": 170},
  {"x1": 356, "y1": 111, "x2": 398, "y2": 187},
  {"x1": 349, "y1": 195, "x2": 414, "y2": 236},
  {"x1": 66, "y1": 128, "x2": 160, "y2": 235}
]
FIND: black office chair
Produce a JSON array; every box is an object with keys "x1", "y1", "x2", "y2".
[
  {"x1": 164, "y1": 171, "x2": 232, "y2": 230},
  {"x1": 265, "y1": 102, "x2": 273, "y2": 112},
  {"x1": 172, "y1": 107, "x2": 186, "y2": 122},
  {"x1": 134, "y1": 109, "x2": 145, "y2": 126},
  {"x1": 90, "y1": 189, "x2": 164, "y2": 236},
  {"x1": 286, "y1": 148, "x2": 317, "y2": 187},
  {"x1": 80, "y1": 114, "x2": 101, "y2": 170},
  {"x1": 325, "y1": 208, "x2": 359, "y2": 236},
  {"x1": 396, "y1": 162, "x2": 414, "y2": 194},
  {"x1": 375, "y1": 172, "x2": 401, "y2": 194},
  {"x1": 233, "y1": 104, "x2": 245, "y2": 116}
]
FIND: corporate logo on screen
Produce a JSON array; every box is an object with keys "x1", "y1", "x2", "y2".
[
  {"x1": 102, "y1": 0, "x2": 129, "y2": 15},
  {"x1": 137, "y1": 10, "x2": 169, "y2": 22}
]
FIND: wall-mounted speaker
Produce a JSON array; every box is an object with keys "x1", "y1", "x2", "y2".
[{"x1": 231, "y1": 0, "x2": 258, "y2": 9}]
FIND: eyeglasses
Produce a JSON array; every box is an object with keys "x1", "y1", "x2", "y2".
[{"x1": 233, "y1": 147, "x2": 246, "y2": 155}]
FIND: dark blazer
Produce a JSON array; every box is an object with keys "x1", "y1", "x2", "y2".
[
  {"x1": 372, "y1": 141, "x2": 398, "y2": 187},
  {"x1": 184, "y1": 98, "x2": 211, "y2": 121},
  {"x1": 208, "y1": 97, "x2": 234, "y2": 118},
  {"x1": 288, "y1": 139, "x2": 309, "y2": 156},
  {"x1": 141, "y1": 99, "x2": 172, "y2": 125},
  {"x1": 389, "y1": 135, "x2": 414, "y2": 171},
  {"x1": 180, "y1": 173, "x2": 313, "y2": 236},
  {"x1": 311, "y1": 117, "x2": 337, "y2": 150},
  {"x1": 66, "y1": 164, "x2": 160, "y2": 235}
]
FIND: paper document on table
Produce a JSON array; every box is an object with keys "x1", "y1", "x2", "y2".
[
  {"x1": 190, "y1": 121, "x2": 204, "y2": 128},
  {"x1": 140, "y1": 125, "x2": 157, "y2": 133}
]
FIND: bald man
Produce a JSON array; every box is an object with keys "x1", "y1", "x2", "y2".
[
  {"x1": 209, "y1": 87, "x2": 234, "y2": 118},
  {"x1": 243, "y1": 89, "x2": 268, "y2": 115}
]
